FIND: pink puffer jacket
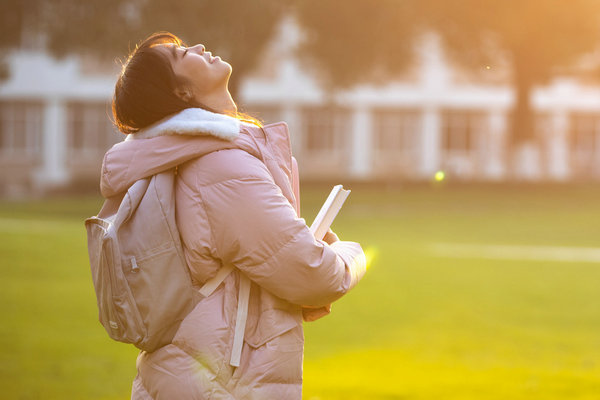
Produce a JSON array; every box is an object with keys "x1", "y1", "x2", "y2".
[{"x1": 100, "y1": 109, "x2": 366, "y2": 399}]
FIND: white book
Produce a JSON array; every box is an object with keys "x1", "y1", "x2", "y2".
[{"x1": 309, "y1": 185, "x2": 351, "y2": 240}]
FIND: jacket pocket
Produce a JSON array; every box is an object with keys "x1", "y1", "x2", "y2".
[
  {"x1": 240, "y1": 308, "x2": 304, "y2": 386},
  {"x1": 244, "y1": 308, "x2": 301, "y2": 350}
]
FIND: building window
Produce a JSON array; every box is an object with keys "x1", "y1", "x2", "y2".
[
  {"x1": 66, "y1": 102, "x2": 120, "y2": 156},
  {"x1": 442, "y1": 111, "x2": 482, "y2": 153},
  {"x1": 570, "y1": 113, "x2": 600, "y2": 177},
  {"x1": 371, "y1": 109, "x2": 421, "y2": 177},
  {"x1": 301, "y1": 107, "x2": 350, "y2": 153},
  {"x1": 0, "y1": 101, "x2": 43, "y2": 157},
  {"x1": 571, "y1": 113, "x2": 599, "y2": 152},
  {"x1": 373, "y1": 109, "x2": 420, "y2": 153},
  {"x1": 440, "y1": 110, "x2": 487, "y2": 178}
]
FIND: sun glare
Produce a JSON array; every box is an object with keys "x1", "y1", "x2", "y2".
[{"x1": 364, "y1": 246, "x2": 379, "y2": 270}]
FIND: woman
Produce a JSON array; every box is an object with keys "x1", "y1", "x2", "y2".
[{"x1": 104, "y1": 32, "x2": 366, "y2": 399}]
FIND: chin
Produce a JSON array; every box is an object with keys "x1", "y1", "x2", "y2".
[{"x1": 222, "y1": 63, "x2": 233, "y2": 79}]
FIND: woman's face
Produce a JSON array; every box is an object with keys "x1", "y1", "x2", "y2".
[{"x1": 157, "y1": 43, "x2": 232, "y2": 103}]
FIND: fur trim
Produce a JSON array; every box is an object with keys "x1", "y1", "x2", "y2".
[{"x1": 125, "y1": 108, "x2": 240, "y2": 141}]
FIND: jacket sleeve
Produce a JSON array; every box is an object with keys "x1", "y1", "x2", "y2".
[{"x1": 197, "y1": 151, "x2": 366, "y2": 307}]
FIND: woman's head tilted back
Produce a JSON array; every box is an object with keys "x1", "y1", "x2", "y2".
[{"x1": 112, "y1": 32, "x2": 234, "y2": 134}]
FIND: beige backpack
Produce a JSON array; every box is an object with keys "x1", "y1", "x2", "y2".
[{"x1": 85, "y1": 170, "x2": 208, "y2": 352}]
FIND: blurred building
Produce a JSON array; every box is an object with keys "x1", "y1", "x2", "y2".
[
  {"x1": 2, "y1": 18, "x2": 600, "y2": 196},
  {"x1": 0, "y1": 52, "x2": 117, "y2": 196}
]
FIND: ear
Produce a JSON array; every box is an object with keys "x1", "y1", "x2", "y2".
[{"x1": 174, "y1": 86, "x2": 194, "y2": 103}]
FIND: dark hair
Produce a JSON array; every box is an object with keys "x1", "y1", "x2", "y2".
[{"x1": 112, "y1": 32, "x2": 195, "y2": 134}]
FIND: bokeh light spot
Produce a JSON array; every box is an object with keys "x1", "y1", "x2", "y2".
[{"x1": 435, "y1": 171, "x2": 445, "y2": 182}]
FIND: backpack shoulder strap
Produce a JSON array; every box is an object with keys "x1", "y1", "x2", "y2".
[{"x1": 198, "y1": 264, "x2": 234, "y2": 297}]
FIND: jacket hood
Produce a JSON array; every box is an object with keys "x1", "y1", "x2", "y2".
[
  {"x1": 100, "y1": 108, "x2": 253, "y2": 198},
  {"x1": 125, "y1": 107, "x2": 240, "y2": 141}
]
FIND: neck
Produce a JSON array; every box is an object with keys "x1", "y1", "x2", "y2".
[{"x1": 197, "y1": 88, "x2": 237, "y2": 116}]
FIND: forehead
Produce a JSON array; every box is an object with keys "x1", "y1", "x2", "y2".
[{"x1": 153, "y1": 43, "x2": 179, "y2": 61}]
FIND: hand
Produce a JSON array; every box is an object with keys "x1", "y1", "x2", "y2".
[
  {"x1": 322, "y1": 229, "x2": 339, "y2": 245},
  {"x1": 302, "y1": 304, "x2": 332, "y2": 322}
]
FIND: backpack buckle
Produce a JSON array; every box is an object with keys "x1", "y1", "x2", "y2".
[{"x1": 131, "y1": 257, "x2": 139, "y2": 273}]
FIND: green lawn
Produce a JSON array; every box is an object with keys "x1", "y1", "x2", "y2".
[{"x1": 2, "y1": 184, "x2": 600, "y2": 399}]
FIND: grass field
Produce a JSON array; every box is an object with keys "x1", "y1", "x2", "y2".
[{"x1": 2, "y1": 183, "x2": 600, "y2": 399}]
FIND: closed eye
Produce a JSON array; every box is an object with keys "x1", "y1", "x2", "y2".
[{"x1": 183, "y1": 48, "x2": 188, "y2": 58}]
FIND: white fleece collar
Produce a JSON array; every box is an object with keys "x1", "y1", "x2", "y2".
[{"x1": 125, "y1": 108, "x2": 240, "y2": 141}]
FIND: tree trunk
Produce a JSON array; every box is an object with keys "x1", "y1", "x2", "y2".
[{"x1": 510, "y1": 52, "x2": 541, "y2": 179}]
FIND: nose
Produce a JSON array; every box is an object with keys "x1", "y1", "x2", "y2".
[{"x1": 190, "y1": 44, "x2": 205, "y2": 54}]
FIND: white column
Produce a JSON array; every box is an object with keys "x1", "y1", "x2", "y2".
[
  {"x1": 349, "y1": 107, "x2": 372, "y2": 178},
  {"x1": 548, "y1": 110, "x2": 569, "y2": 180},
  {"x1": 35, "y1": 98, "x2": 68, "y2": 190},
  {"x1": 420, "y1": 107, "x2": 440, "y2": 178},
  {"x1": 485, "y1": 111, "x2": 507, "y2": 179}
]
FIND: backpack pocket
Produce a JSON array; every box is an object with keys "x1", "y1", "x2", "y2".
[{"x1": 86, "y1": 217, "x2": 145, "y2": 345}]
